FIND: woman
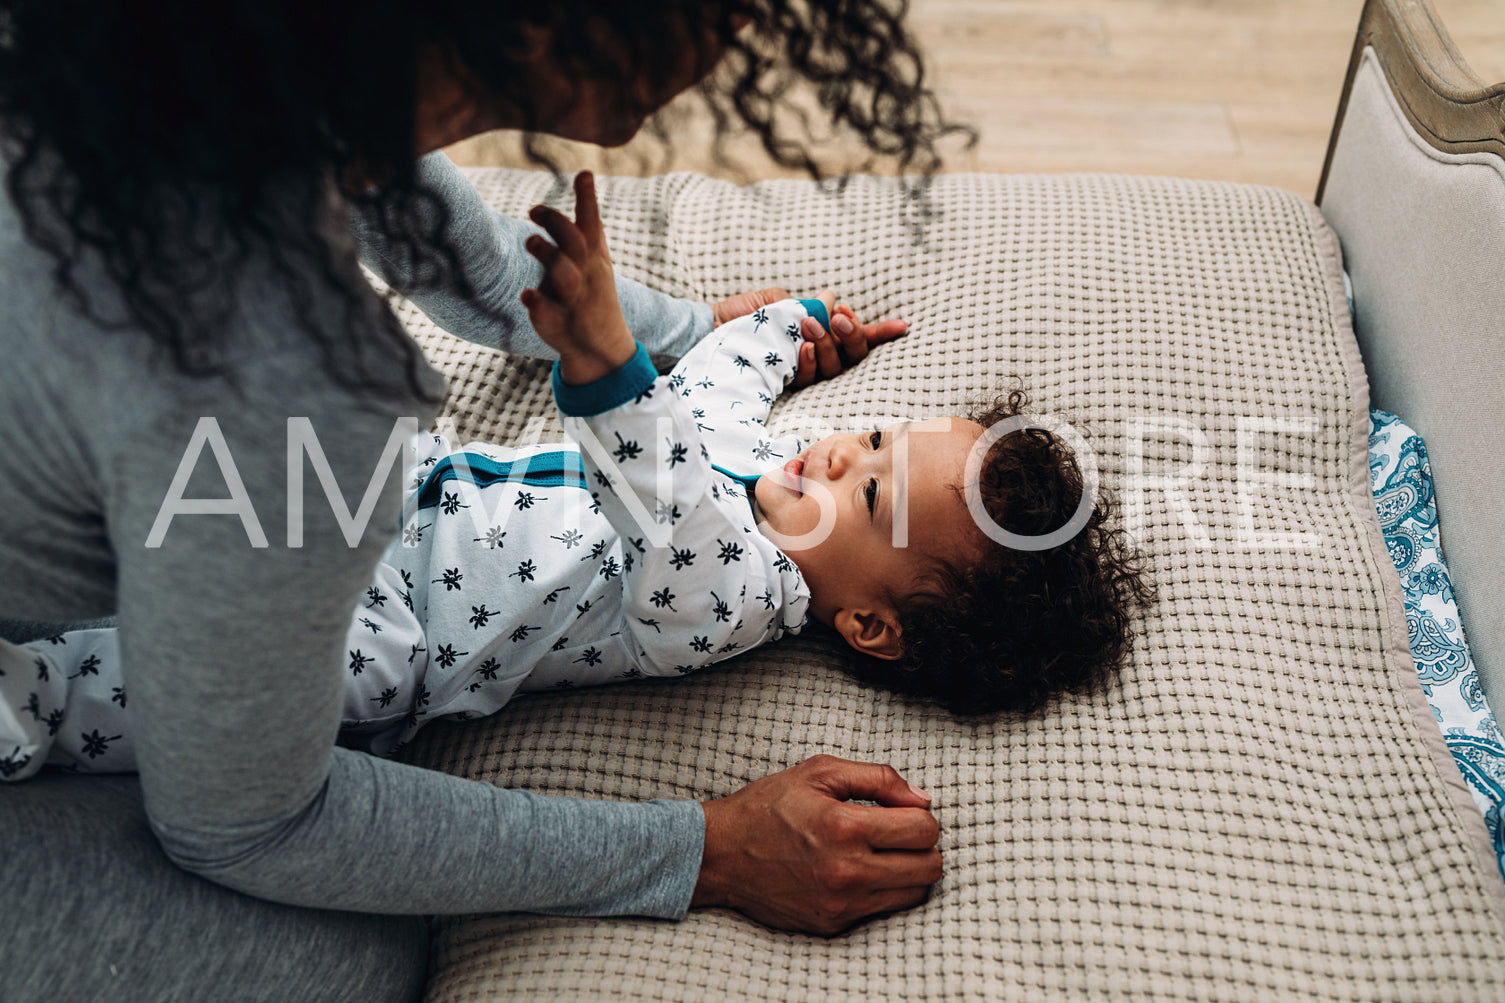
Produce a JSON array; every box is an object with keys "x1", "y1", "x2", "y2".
[{"x1": 0, "y1": 2, "x2": 960, "y2": 998}]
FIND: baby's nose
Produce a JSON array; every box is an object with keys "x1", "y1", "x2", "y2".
[{"x1": 826, "y1": 435, "x2": 861, "y2": 479}]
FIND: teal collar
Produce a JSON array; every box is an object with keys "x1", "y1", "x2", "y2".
[{"x1": 712, "y1": 464, "x2": 764, "y2": 520}]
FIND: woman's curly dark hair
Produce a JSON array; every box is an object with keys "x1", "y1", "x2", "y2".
[
  {"x1": 851, "y1": 384, "x2": 1154, "y2": 716},
  {"x1": 0, "y1": 0, "x2": 967, "y2": 397}
]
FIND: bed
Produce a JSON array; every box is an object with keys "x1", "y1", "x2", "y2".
[{"x1": 389, "y1": 1, "x2": 1505, "y2": 998}]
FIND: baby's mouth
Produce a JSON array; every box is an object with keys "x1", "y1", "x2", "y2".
[{"x1": 783, "y1": 455, "x2": 805, "y2": 494}]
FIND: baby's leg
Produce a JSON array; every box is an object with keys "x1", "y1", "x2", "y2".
[
  {"x1": 335, "y1": 559, "x2": 433, "y2": 755},
  {"x1": 0, "y1": 629, "x2": 135, "y2": 777}
]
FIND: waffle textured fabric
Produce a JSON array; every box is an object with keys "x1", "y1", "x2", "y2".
[{"x1": 395, "y1": 168, "x2": 1505, "y2": 1002}]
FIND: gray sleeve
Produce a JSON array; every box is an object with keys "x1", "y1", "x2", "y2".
[
  {"x1": 351, "y1": 151, "x2": 713, "y2": 360},
  {"x1": 104, "y1": 334, "x2": 704, "y2": 918}
]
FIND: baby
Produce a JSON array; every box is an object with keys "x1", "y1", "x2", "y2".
[{"x1": 2, "y1": 173, "x2": 1147, "y2": 778}]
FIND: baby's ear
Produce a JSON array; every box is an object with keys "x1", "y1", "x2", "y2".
[{"x1": 834, "y1": 608, "x2": 903, "y2": 661}]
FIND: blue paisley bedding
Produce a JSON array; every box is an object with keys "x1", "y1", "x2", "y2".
[{"x1": 1370, "y1": 409, "x2": 1505, "y2": 880}]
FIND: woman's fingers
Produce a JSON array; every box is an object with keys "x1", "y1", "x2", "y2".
[
  {"x1": 856, "y1": 317, "x2": 909, "y2": 344},
  {"x1": 829, "y1": 311, "x2": 869, "y2": 365},
  {"x1": 790, "y1": 341, "x2": 818, "y2": 390},
  {"x1": 790, "y1": 304, "x2": 910, "y2": 386},
  {"x1": 806, "y1": 316, "x2": 844, "y2": 379},
  {"x1": 847, "y1": 804, "x2": 943, "y2": 854},
  {"x1": 711, "y1": 287, "x2": 792, "y2": 327},
  {"x1": 852, "y1": 884, "x2": 934, "y2": 923},
  {"x1": 691, "y1": 754, "x2": 942, "y2": 937}
]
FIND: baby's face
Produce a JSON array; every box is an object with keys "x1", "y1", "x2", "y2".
[{"x1": 755, "y1": 417, "x2": 985, "y2": 627}]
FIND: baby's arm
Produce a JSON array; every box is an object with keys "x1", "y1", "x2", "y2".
[
  {"x1": 519, "y1": 172, "x2": 638, "y2": 388},
  {"x1": 553, "y1": 378, "x2": 807, "y2": 678},
  {"x1": 522, "y1": 177, "x2": 810, "y2": 677},
  {"x1": 668, "y1": 295, "x2": 833, "y2": 428},
  {"x1": 658, "y1": 297, "x2": 832, "y2": 482}
]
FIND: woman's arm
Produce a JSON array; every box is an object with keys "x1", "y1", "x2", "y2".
[
  {"x1": 105, "y1": 309, "x2": 704, "y2": 916},
  {"x1": 349, "y1": 151, "x2": 713, "y2": 359},
  {"x1": 350, "y1": 153, "x2": 907, "y2": 378}
]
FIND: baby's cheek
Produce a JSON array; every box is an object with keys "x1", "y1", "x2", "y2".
[{"x1": 785, "y1": 498, "x2": 836, "y2": 541}]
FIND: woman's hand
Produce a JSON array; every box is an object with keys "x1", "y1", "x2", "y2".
[
  {"x1": 793, "y1": 303, "x2": 907, "y2": 389},
  {"x1": 692, "y1": 754, "x2": 942, "y2": 936},
  {"x1": 520, "y1": 171, "x2": 637, "y2": 386},
  {"x1": 711, "y1": 288, "x2": 909, "y2": 389},
  {"x1": 711, "y1": 287, "x2": 793, "y2": 327}
]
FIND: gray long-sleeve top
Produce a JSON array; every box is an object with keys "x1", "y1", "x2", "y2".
[{"x1": 0, "y1": 151, "x2": 715, "y2": 917}]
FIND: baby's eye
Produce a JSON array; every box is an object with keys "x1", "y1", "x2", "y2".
[
  {"x1": 868, "y1": 428, "x2": 882, "y2": 449},
  {"x1": 864, "y1": 477, "x2": 878, "y2": 515}
]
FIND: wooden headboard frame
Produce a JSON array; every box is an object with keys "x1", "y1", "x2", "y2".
[
  {"x1": 1316, "y1": 0, "x2": 1505, "y2": 706},
  {"x1": 1318, "y1": 0, "x2": 1505, "y2": 200}
]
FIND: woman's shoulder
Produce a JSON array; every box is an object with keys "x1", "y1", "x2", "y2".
[
  {"x1": 2, "y1": 156, "x2": 443, "y2": 411},
  {"x1": 2, "y1": 196, "x2": 442, "y2": 425}
]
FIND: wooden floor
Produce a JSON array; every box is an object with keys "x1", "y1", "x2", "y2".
[{"x1": 445, "y1": 0, "x2": 1505, "y2": 199}]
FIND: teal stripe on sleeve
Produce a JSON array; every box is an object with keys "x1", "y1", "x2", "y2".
[
  {"x1": 553, "y1": 342, "x2": 658, "y2": 418},
  {"x1": 797, "y1": 298, "x2": 830, "y2": 332},
  {"x1": 412, "y1": 450, "x2": 587, "y2": 512}
]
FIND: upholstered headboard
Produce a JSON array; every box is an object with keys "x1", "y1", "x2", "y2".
[{"x1": 1318, "y1": 0, "x2": 1505, "y2": 705}]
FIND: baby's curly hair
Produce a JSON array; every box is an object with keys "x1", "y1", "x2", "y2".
[{"x1": 851, "y1": 383, "x2": 1153, "y2": 716}]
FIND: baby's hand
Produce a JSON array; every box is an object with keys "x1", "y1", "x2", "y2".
[{"x1": 520, "y1": 171, "x2": 636, "y2": 386}]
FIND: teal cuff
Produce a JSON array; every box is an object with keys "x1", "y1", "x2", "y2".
[
  {"x1": 552, "y1": 342, "x2": 658, "y2": 418},
  {"x1": 797, "y1": 298, "x2": 830, "y2": 332}
]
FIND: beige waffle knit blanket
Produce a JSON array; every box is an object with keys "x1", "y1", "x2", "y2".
[{"x1": 396, "y1": 168, "x2": 1505, "y2": 1002}]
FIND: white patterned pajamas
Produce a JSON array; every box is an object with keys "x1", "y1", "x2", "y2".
[{"x1": 1, "y1": 299, "x2": 824, "y2": 776}]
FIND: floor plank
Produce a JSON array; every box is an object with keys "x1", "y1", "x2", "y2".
[{"x1": 444, "y1": 0, "x2": 1505, "y2": 198}]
